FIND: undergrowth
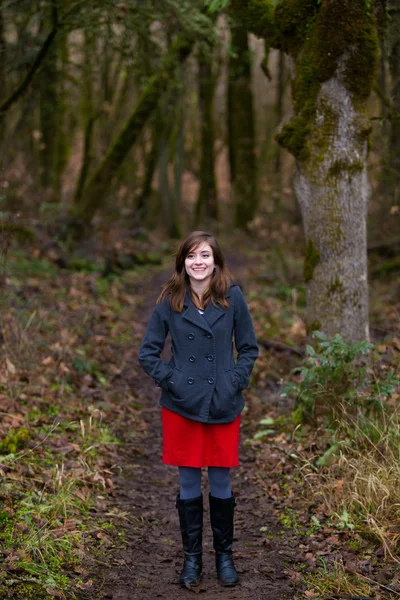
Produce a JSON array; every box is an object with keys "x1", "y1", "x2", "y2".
[
  {"x1": 0, "y1": 246, "x2": 155, "y2": 599},
  {"x1": 280, "y1": 332, "x2": 400, "y2": 597},
  {"x1": 0, "y1": 411, "x2": 118, "y2": 599}
]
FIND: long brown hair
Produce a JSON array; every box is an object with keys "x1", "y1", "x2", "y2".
[{"x1": 157, "y1": 231, "x2": 232, "y2": 312}]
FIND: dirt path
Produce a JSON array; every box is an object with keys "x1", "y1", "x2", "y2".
[{"x1": 95, "y1": 266, "x2": 297, "y2": 600}]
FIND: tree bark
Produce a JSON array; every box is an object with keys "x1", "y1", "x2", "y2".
[
  {"x1": 195, "y1": 47, "x2": 218, "y2": 221},
  {"x1": 228, "y1": 21, "x2": 257, "y2": 228},
  {"x1": 296, "y1": 72, "x2": 371, "y2": 341},
  {"x1": 158, "y1": 127, "x2": 181, "y2": 239},
  {"x1": 233, "y1": 0, "x2": 379, "y2": 342},
  {"x1": 0, "y1": 2, "x2": 6, "y2": 104},
  {"x1": 72, "y1": 34, "x2": 193, "y2": 230},
  {"x1": 387, "y1": 1, "x2": 400, "y2": 203},
  {"x1": 284, "y1": 3, "x2": 378, "y2": 342},
  {"x1": 0, "y1": 11, "x2": 58, "y2": 118},
  {"x1": 274, "y1": 50, "x2": 286, "y2": 176},
  {"x1": 136, "y1": 114, "x2": 163, "y2": 217},
  {"x1": 74, "y1": 28, "x2": 96, "y2": 204},
  {"x1": 38, "y1": 3, "x2": 68, "y2": 198}
]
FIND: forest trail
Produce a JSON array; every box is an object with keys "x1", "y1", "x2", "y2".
[{"x1": 97, "y1": 262, "x2": 296, "y2": 600}]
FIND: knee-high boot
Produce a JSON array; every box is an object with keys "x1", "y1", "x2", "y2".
[
  {"x1": 176, "y1": 494, "x2": 203, "y2": 586},
  {"x1": 209, "y1": 493, "x2": 239, "y2": 586}
]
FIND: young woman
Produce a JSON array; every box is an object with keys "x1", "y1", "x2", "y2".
[{"x1": 138, "y1": 231, "x2": 258, "y2": 588}]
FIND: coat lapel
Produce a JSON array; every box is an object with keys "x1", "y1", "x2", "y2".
[
  {"x1": 203, "y1": 302, "x2": 226, "y2": 328},
  {"x1": 182, "y1": 297, "x2": 212, "y2": 333},
  {"x1": 182, "y1": 290, "x2": 227, "y2": 331}
]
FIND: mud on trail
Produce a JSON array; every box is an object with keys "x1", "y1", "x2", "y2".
[{"x1": 89, "y1": 266, "x2": 298, "y2": 600}]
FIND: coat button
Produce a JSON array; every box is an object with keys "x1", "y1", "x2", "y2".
[
  {"x1": 206, "y1": 333, "x2": 212, "y2": 339},
  {"x1": 188, "y1": 377, "x2": 195, "y2": 385},
  {"x1": 155, "y1": 379, "x2": 161, "y2": 387},
  {"x1": 188, "y1": 333, "x2": 195, "y2": 340},
  {"x1": 208, "y1": 377, "x2": 214, "y2": 384},
  {"x1": 189, "y1": 355, "x2": 196, "y2": 362},
  {"x1": 207, "y1": 354, "x2": 214, "y2": 362}
]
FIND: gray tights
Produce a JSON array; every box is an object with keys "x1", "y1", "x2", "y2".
[{"x1": 178, "y1": 466, "x2": 231, "y2": 500}]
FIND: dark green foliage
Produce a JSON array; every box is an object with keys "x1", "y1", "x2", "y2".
[
  {"x1": 231, "y1": 0, "x2": 276, "y2": 41},
  {"x1": 283, "y1": 331, "x2": 399, "y2": 430}
]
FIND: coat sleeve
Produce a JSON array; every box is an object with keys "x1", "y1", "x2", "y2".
[
  {"x1": 138, "y1": 301, "x2": 174, "y2": 391},
  {"x1": 232, "y1": 286, "x2": 259, "y2": 390}
]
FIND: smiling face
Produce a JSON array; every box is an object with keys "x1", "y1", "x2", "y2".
[{"x1": 184, "y1": 242, "x2": 215, "y2": 289}]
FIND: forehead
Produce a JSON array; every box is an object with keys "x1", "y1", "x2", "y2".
[{"x1": 188, "y1": 242, "x2": 213, "y2": 254}]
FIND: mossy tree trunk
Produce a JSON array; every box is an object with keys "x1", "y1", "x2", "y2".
[
  {"x1": 174, "y1": 70, "x2": 185, "y2": 214},
  {"x1": 136, "y1": 111, "x2": 163, "y2": 218},
  {"x1": 387, "y1": 0, "x2": 400, "y2": 203},
  {"x1": 71, "y1": 34, "x2": 193, "y2": 231},
  {"x1": 156, "y1": 69, "x2": 184, "y2": 239},
  {"x1": 195, "y1": 47, "x2": 218, "y2": 221},
  {"x1": 158, "y1": 128, "x2": 181, "y2": 239},
  {"x1": 74, "y1": 29, "x2": 96, "y2": 204},
  {"x1": 274, "y1": 50, "x2": 286, "y2": 176},
  {"x1": 0, "y1": 2, "x2": 6, "y2": 143},
  {"x1": 233, "y1": 0, "x2": 379, "y2": 342},
  {"x1": 279, "y1": 1, "x2": 378, "y2": 342},
  {"x1": 38, "y1": 1, "x2": 68, "y2": 201},
  {"x1": 99, "y1": 19, "x2": 114, "y2": 153},
  {"x1": 228, "y1": 20, "x2": 257, "y2": 228},
  {"x1": 0, "y1": 3, "x2": 5, "y2": 103}
]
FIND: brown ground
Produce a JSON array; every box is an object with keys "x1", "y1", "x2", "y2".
[{"x1": 98, "y1": 384, "x2": 297, "y2": 600}]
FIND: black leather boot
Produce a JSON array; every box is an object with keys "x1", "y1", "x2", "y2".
[
  {"x1": 209, "y1": 493, "x2": 239, "y2": 586},
  {"x1": 176, "y1": 494, "x2": 203, "y2": 586}
]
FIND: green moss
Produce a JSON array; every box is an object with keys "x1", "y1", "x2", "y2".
[
  {"x1": 276, "y1": 115, "x2": 311, "y2": 160},
  {"x1": 231, "y1": 0, "x2": 276, "y2": 42},
  {"x1": 353, "y1": 113, "x2": 373, "y2": 142},
  {"x1": 306, "y1": 320, "x2": 321, "y2": 335},
  {"x1": 316, "y1": 1, "x2": 379, "y2": 100},
  {"x1": 327, "y1": 276, "x2": 344, "y2": 296},
  {"x1": 274, "y1": 0, "x2": 379, "y2": 161},
  {"x1": 328, "y1": 159, "x2": 364, "y2": 178},
  {"x1": 274, "y1": 0, "x2": 318, "y2": 57},
  {"x1": 304, "y1": 238, "x2": 320, "y2": 283},
  {"x1": 0, "y1": 426, "x2": 31, "y2": 454}
]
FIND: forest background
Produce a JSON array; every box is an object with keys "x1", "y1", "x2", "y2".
[{"x1": 0, "y1": 0, "x2": 399, "y2": 599}]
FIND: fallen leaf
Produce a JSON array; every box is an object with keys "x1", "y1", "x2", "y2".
[{"x1": 5, "y1": 358, "x2": 16, "y2": 374}]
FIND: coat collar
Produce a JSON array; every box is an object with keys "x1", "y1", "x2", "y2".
[{"x1": 182, "y1": 289, "x2": 229, "y2": 332}]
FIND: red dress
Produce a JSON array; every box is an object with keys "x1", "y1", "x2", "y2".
[{"x1": 162, "y1": 407, "x2": 241, "y2": 468}]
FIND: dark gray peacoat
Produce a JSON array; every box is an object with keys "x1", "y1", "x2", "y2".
[{"x1": 138, "y1": 284, "x2": 259, "y2": 424}]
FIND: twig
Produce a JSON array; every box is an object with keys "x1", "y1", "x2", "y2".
[
  {"x1": 259, "y1": 338, "x2": 304, "y2": 357},
  {"x1": 5, "y1": 577, "x2": 42, "y2": 586}
]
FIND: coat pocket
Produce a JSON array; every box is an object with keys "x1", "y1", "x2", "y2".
[
  {"x1": 222, "y1": 369, "x2": 239, "y2": 396},
  {"x1": 167, "y1": 367, "x2": 183, "y2": 396}
]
